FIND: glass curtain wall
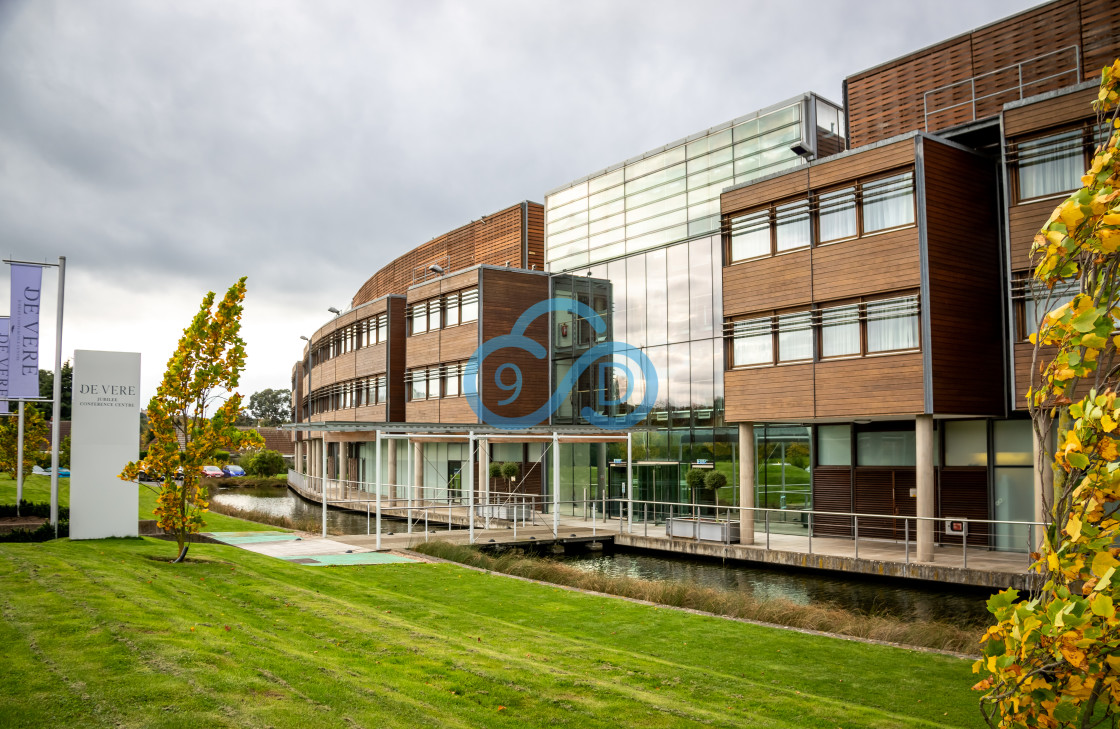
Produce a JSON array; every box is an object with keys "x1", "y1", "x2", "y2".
[
  {"x1": 544, "y1": 97, "x2": 815, "y2": 273},
  {"x1": 754, "y1": 425, "x2": 812, "y2": 535}
]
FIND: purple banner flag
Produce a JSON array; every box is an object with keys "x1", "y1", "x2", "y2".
[
  {"x1": 0, "y1": 315, "x2": 9, "y2": 414},
  {"x1": 10, "y1": 264, "x2": 42, "y2": 399}
]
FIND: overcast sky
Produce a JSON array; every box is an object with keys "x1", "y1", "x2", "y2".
[{"x1": 0, "y1": 0, "x2": 1042, "y2": 405}]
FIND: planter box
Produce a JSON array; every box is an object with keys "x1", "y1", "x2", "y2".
[
  {"x1": 667, "y1": 517, "x2": 740, "y2": 542},
  {"x1": 477, "y1": 504, "x2": 533, "y2": 521}
]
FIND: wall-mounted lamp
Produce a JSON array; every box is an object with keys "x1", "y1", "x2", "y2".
[
  {"x1": 327, "y1": 306, "x2": 341, "y2": 316},
  {"x1": 428, "y1": 263, "x2": 445, "y2": 275}
]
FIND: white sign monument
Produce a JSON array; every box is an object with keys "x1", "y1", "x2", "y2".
[{"x1": 70, "y1": 350, "x2": 141, "y2": 540}]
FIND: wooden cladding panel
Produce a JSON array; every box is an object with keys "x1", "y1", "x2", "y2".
[
  {"x1": 1013, "y1": 341, "x2": 1035, "y2": 411},
  {"x1": 922, "y1": 139, "x2": 1003, "y2": 415},
  {"x1": 439, "y1": 397, "x2": 477, "y2": 425},
  {"x1": 722, "y1": 250, "x2": 811, "y2": 316},
  {"x1": 938, "y1": 469, "x2": 989, "y2": 546},
  {"x1": 852, "y1": 468, "x2": 916, "y2": 540},
  {"x1": 724, "y1": 364, "x2": 814, "y2": 422},
  {"x1": 814, "y1": 354, "x2": 925, "y2": 418},
  {"x1": 351, "y1": 202, "x2": 543, "y2": 306},
  {"x1": 1003, "y1": 84, "x2": 1098, "y2": 136},
  {"x1": 1081, "y1": 0, "x2": 1120, "y2": 75},
  {"x1": 720, "y1": 172, "x2": 808, "y2": 217},
  {"x1": 845, "y1": 0, "x2": 1097, "y2": 147},
  {"x1": 806, "y1": 139, "x2": 916, "y2": 188},
  {"x1": 846, "y1": 38, "x2": 972, "y2": 148},
  {"x1": 405, "y1": 331, "x2": 441, "y2": 369},
  {"x1": 526, "y1": 203, "x2": 545, "y2": 272},
  {"x1": 439, "y1": 323, "x2": 479, "y2": 363},
  {"x1": 811, "y1": 229, "x2": 920, "y2": 302},
  {"x1": 812, "y1": 467, "x2": 853, "y2": 537},
  {"x1": 354, "y1": 344, "x2": 387, "y2": 375},
  {"x1": 1009, "y1": 198, "x2": 1059, "y2": 270},
  {"x1": 406, "y1": 400, "x2": 440, "y2": 423},
  {"x1": 354, "y1": 405, "x2": 386, "y2": 422},
  {"x1": 407, "y1": 280, "x2": 442, "y2": 303},
  {"x1": 480, "y1": 269, "x2": 551, "y2": 426},
  {"x1": 387, "y1": 298, "x2": 407, "y2": 423},
  {"x1": 440, "y1": 269, "x2": 479, "y2": 294}
]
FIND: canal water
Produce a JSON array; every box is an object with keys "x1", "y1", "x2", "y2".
[{"x1": 212, "y1": 485, "x2": 995, "y2": 627}]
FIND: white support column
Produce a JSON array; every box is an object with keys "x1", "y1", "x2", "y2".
[
  {"x1": 338, "y1": 442, "x2": 348, "y2": 498},
  {"x1": 1033, "y1": 422, "x2": 1053, "y2": 551},
  {"x1": 321, "y1": 435, "x2": 328, "y2": 538},
  {"x1": 626, "y1": 432, "x2": 633, "y2": 534},
  {"x1": 374, "y1": 432, "x2": 382, "y2": 550},
  {"x1": 387, "y1": 438, "x2": 397, "y2": 505},
  {"x1": 552, "y1": 432, "x2": 560, "y2": 539},
  {"x1": 596, "y1": 442, "x2": 607, "y2": 505},
  {"x1": 738, "y1": 422, "x2": 755, "y2": 545},
  {"x1": 467, "y1": 432, "x2": 475, "y2": 544},
  {"x1": 478, "y1": 437, "x2": 489, "y2": 527},
  {"x1": 916, "y1": 414, "x2": 935, "y2": 562}
]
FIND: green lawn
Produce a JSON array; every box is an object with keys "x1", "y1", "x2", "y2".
[
  {"x1": 0, "y1": 537, "x2": 984, "y2": 729},
  {"x1": 0, "y1": 474, "x2": 283, "y2": 533}
]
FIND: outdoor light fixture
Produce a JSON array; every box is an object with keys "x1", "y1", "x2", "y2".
[
  {"x1": 789, "y1": 141, "x2": 814, "y2": 159},
  {"x1": 299, "y1": 335, "x2": 309, "y2": 341},
  {"x1": 328, "y1": 306, "x2": 341, "y2": 315},
  {"x1": 428, "y1": 263, "x2": 445, "y2": 275}
]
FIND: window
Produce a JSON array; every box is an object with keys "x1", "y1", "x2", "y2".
[
  {"x1": 411, "y1": 301, "x2": 428, "y2": 335},
  {"x1": 729, "y1": 210, "x2": 770, "y2": 261},
  {"x1": 409, "y1": 369, "x2": 427, "y2": 401},
  {"x1": 818, "y1": 186, "x2": 856, "y2": 243},
  {"x1": 460, "y1": 288, "x2": 479, "y2": 322},
  {"x1": 862, "y1": 172, "x2": 914, "y2": 233},
  {"x1": 866, "y1": 295, "x2": 919, "y2": 352},
  {"x1": 730, "y1": 317, "x2": 773, "y2": 366},
  {"x1": 409, "y1": 289, "x2": 478, "y2": 336},
  {"x1": 444, "y1": 363, "x2": 462, "y2": 398},
  {"x1": 445, "y1": 294, "x2": 460, "y2": 327},
  {"x1": 777, "y1": 311, "x2": 812, "y2": 361},
  {"x1": 820, "y1": 304, "x2": 860, "y2": 357},
  {"x1": 1017, "y1": 130, "x2": 1084, "y2": 200},
  {"x1": 1013, "y1": 274, "x2": 1079, "y2": 340},
  {"x1": 428, "y1": 300, "x2": 441, "y2": 330},
  {"x1": 775, "y1": 200, "x2": 811, "y2": 252}
]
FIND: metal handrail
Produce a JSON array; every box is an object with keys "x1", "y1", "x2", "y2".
[{"x1": 922, "y1": 45, "x2": 1081, "y2": 131}]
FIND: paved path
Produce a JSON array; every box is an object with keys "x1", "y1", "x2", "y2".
[{"x1": 205, "y1": 531, "x2": 417, "y2": 566}]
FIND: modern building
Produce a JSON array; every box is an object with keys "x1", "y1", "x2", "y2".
[{"x1": 290, "y1": 0, "x2": 1120, "y2": 558}]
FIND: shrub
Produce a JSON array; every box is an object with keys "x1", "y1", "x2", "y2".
[
  {"x1": 0, "y1": 519, "x2": 68, "y2": 542},
  {"x1": 213, "y1": 450, "x2": 230, "y2": 465},
  {"x1": 0, "y1": 501, "x2": 69, "y2": 519},
  {"x1": 705, "y1": 471, "x2": 728, "y2": 491},
  {"x1": 243, "y1": 449, "x2": 286, "y2": 477},
  {"x1": 488, "y1": 461, "x2": 502, "y2": 479},
  {"x1": 500, "y1": 462, "x2": 519, "y2": 480},
  {"x1": 685, "y1": 468, "x2": 706, "y2": 491}
]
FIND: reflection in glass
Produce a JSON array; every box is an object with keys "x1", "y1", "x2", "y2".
[
  {"x1": 646, "y1": 248, "x2": 667, "y2": 347},
  {"x1": 666, "y1": 243, "x2": 690, "y2": 343},
  {"x1": 817, "y1": 425, "x2": 850, "y2": 466},
  {"x1": 688, "y1": 237, "x2": 714, "y2": 339},
  {"x1": 625, "y1": 256, "x2": 646, "y2": 348},
  {"x1": 944, "y1": 420, "x2": 987, "y2": 466}
]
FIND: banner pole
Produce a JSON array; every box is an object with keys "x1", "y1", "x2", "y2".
[
  {"x1": 16, "y1": 401, "x2": 24, "y2": 514},
  {"x1": 50, "y1": 257, "x2": 65, "y2": 533}
]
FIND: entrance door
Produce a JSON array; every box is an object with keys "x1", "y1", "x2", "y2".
[{"x1": 447, "y1": 461, "x2": 463, "y2": 504}]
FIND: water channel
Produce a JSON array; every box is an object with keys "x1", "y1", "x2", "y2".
[{"x1": 211, "y1": 485, "x2": 996, "y2": 627}]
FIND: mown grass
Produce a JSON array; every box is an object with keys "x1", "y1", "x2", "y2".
[
  {"x1": 0, "y1": 474, "x2": 284, "y2": 533},
  {"x1": 0, "y1": 536, "x2": 985, "y2": 728},
  {"x1": 413, "y1": 541, "x2": 983, "y2": 655}
]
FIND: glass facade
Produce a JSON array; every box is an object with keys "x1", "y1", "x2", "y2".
[{"x1": 544, "y1": 95, "x2": 842, "y2": 274}]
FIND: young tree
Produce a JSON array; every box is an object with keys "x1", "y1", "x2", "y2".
[
  {"x1": 0, "y1": 407, "x2": 48, "y2": 479},
  {"x1": 974, "y1": 61, "x2": 1120, "y2": 727},
  {"x1": 33, "y1": 361, "x2": 72, "y2": 420},
  {"x1": 246, "y1": 388, "x2": 292, "y2": 426},
  {"x1": 119, "y1": 278, "x2": 263, "y2": 562}
]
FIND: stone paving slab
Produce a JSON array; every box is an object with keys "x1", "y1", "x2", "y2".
[
  {"x1": 282, "y1": 552, "x2": 416, "y2": 566},
  {"x1": 204, "y1": 530, "x2": 418, "y2": 567}
]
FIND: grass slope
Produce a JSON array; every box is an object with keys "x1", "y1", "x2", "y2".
[
  {"x1": 0, "y1": 538, "x2": 984, "y2": 729},
  {"x1": 0, "y1": 474, "x2": 282, "y2": 533}
]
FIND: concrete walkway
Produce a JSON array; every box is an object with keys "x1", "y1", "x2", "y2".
[{"x1": 205, "y1": 531, "x2": 417, "y2": 566}]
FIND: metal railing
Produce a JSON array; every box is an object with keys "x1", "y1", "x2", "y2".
[{"x1": 923, "y1": 45, "x2": 1080, "y2": 131}]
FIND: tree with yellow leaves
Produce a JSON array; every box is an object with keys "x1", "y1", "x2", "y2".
[
  {"x1": 120, "y1": 278, "x2": 263, "y2": 562},
  {"x1": 974, "y1": 60, "x2": 1120, "y2": 728}
]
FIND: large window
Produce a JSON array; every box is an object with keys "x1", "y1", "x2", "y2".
[
  {"x1": 308, "y1": 313, "x2": 389, "y2": 369},
  {"x1": 408, "y1": 288, "x2": 478, "y2": 337},
  {"x1": 1016, "y1": 130, "x2": 1084, "y2": 200},
  {"x1": 1013, "y1": 273, "x2": 1079, "y2": 340},
  {"x1": 862, "y1": 172, "x2": 915, "y2": 233},
  {"x1": 726, "y1": 171, "x2": 915, "y2": 263},
  {"x1": 728, "y1": 294, "x2": 920, "y2": 368},
  {"x1": 407, "y1": 363, "x2": 466, "y2": 401},
  {"x1": 866, "y1": 295, "x2": 919, "y2": 353}
]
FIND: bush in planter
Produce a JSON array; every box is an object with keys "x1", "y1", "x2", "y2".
[
  {"x1": 500, "y1": 462, "x2": 519, "y2": 482},
  {"x1": 704, "y1": 470, "x2": 728, "y2": 492},
  {"x1": 685, "y1": 468, "x2": 707, "y2": 492},
  {"x1": 488, "y1": 461, "x2": 503, "y2": 480}
]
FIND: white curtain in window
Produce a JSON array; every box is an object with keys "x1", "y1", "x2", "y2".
[
  {"x1": 777, "y1": 312, "x2": 812, "y2": 360},
  {"x1": 863, "y1": 173, "x2": 914, "y2": 233},
  {"x1": 730, "y1": 210, "x2": 769, "y2": 261},
  {"x1": 818, "y1": 188, "x2": 856, "y2": 242},
  {"x1": 866, "y1": 296, "x2": 919, "y2": 352},
  {"x1": 732, "y1": 318, "x2": 773, "y2": 365},
  {"x1": 1019, "y1": 131, "x2": 1082, "y2": 199},
  {"x1": 775, "y1": 201, "x2": 810, "y2": 252},
  {"x1": 821, "y1": 305, "x2": 860, "y2": 356}
]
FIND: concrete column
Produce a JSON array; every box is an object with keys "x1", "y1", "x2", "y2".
[
  {"x1": 738, "y1": 422, "x2": 755, "y2": 545},
  {"x1": 387, "y1": 439, "x2": 397, "y2": 505},
  {"x1": 597, "y1": 442, "x2": 607, "y2": 502},
  {"x1": 916, "y1": 414, "x2": 935, "y2": 562},
  {"x1": 1033, "y1": 421, "x2": 1053, "y2": 551},
  {"x1": 338, "y1": 442, "x2": 348, "y2": 493},
  {"x1": 413, "y1": 442, "x2": 424, "y2": 503}
]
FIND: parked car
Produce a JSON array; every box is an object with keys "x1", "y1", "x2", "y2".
[
  {"x1": 201, "y1": 465, "x2": 225, "y2": 479},
  {"x1": 221, "y1": 464, "x2": 246, "y2": 478}
]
